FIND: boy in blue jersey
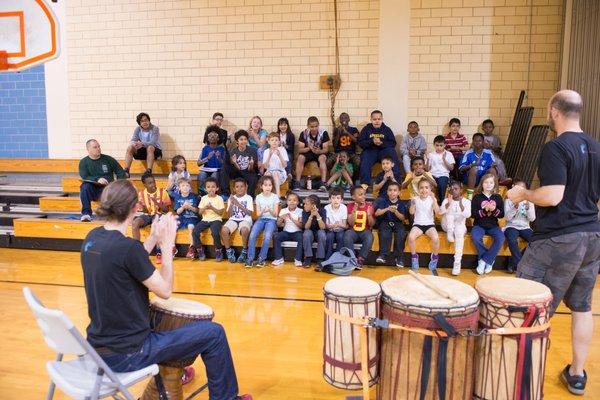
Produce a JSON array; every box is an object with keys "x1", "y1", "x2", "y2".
[{"x1": 459, "y1": 133, "x2": 497, "y2": 189}]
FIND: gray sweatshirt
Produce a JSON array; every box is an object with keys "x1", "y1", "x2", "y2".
[{"x1": 130, "y1": 124, "x2": 161, "y2": 149}]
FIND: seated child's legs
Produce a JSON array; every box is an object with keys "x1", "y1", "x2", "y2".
[
  {"x1": 434, "y1": 176, "x2": 449, "y2": 204},
  {"x1": 402, "y1": 154, "x2": 411, "y2": 176},
  {"x1": 132, "y1": 214, "x2": 153, "y2": 240},
  {"x1": 356, "y1": 230, "x2": 374, "y2": 259},
  {"x1": 425, "y1": 227, "x2": 440, "y2": 254}
]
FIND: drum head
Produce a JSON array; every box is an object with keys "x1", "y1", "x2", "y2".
[
  {"x1": 381, "y1": 275, "x2": 479, "y2": 310},
  {"x1": 476, "y1": 277, "x2": 552, "y2": 304},
  {"x1": 324, "y1": 276, "x2": 381, "y2": 298},
  {"x1": 150, "y1": 297, "x2": 214, "y2": 317}
]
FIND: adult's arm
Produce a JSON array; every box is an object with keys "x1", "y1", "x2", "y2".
[
  {"x1": 141, "y1": 213, "x2": 178, "y2": 299},
  {"x1": 108, "y1": 156, "x2": 127, "y2": 179},
  {"x1": 78, "y1": 158, "x2": 97, "y2": 181}
]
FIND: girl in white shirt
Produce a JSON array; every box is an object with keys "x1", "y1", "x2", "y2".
[
  {"x1": 439, "y1": 180, "x2": 471, "y2": 275},
  {"x1": 272, "y1": 192, "x2": 304, "y2": 266},
  {"x1": 408, "y1": 179, "x2": 441, "y2": 274},
  {"x1": 262, "y1": 133, "x2": 289, "y2": 198}
]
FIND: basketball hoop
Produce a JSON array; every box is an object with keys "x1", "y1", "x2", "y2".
[{"x1": 0, "y1": 0, "x2": 60, "y2": 72}]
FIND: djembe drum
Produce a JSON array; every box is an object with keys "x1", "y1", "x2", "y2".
[
  {"x1": 474, "y1": 277, "x2": 552, "y2": 400},
  {"x1": 142, "y1": 297, "x2": 215, "y2": 400},
  {"x1": 378, "y1": 274, "x2": 479, "y2": 400},
  {"x1": 323, "y1": 276, "x2": 381, "y2": 391}
]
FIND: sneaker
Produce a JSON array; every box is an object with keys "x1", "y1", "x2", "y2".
[
  {"x1": 146, "y1": 168, "x2": 152, "y2": 174},
  {"x1": 484, "y1": 263, "x2": 493, "y2": 274},
  {"x1": 319, "y1": 185, "x2": 327, "y2": 192},
  {"x1": 226, "y1": 248, "x2": 236, "y2": 263},
  {"x1": 255, "y1": 259, "x2": 266, "y2": 268},
  {"x1": 411, "y1": 256, "x2": 419, "y2": 270},
  {"x1": 155, "y1": 252, "x2": 162, "y2": 264},
  {"x1": 182, "y1": 366, "x2": 195, "y2": 385},
  {"x1": 237, "y1": 249, "x2": 248, "y2": 263},
  {"x1": 302, "y1": 258, "x2": 311, "y2": 268},
  {"x1": 476, "y1": 259, "x2": 486, "y2": 275},
  {"x1": 244, "y1": 262, "x2": 253, "y2": 269},
  {"x1": 272, "y1": 258, "x2": 285, "y2": 266},
  {"x1": 172, "y1": 246, "x2": 178, "y2": 257},
  {"x1": 293, "y1": 181, "x2": 302, "y2": 191},
  {"x1": 452, "y1": 263, "x2": 461, "y2": 276},
  {"x1": 314, "y1": 260, "x2": 324, "y2": 272},
  {"x1": 375, "y1": 255, "x2": 386, "y2": 264},
  {"x1": 506, "y1": 265, "x2": 515, "y2": 274},
  {"x1": 357, "y1": 256, "x2": 365, "y2": 269},
  {"x1": 446, "y1": 229, "x2": 455, "y2": 243},
  {"x1": 80, "y1": 214, "x2": 92, "y2": 222},
  {"x1": 215, "y1": 248, "x2": 223, "y2": 262},
  {"x1": 466, "y1": 189, "x2": 474, "y2": 200},
  {"x1": 294, "y1": 259, "x2": 303, "y2": 267},
  {"x1": 361, "y1": 184, "x2": 368, "y2": 191},
  {"x1": 428, "y1": 257, "x2": 439, "y2": 275},
  {"x1": 560, "y1": 365, "x2": 587, "y2": 395},
  {"x1": 123, "y1": 168, "x2": 130, "y2": 178},
  {"x1": 197, "y1": 247, "x2": 206, "y2": 261},
  {"x1": 186, "y1": 245, "x2": 197, "y2": 259},
  {"x1": 395, "y1": 257, "x2": 404, "y2": 268}
]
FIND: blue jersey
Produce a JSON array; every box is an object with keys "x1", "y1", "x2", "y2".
[
  {"x1": 460, "y1": 149, "x2": 495, "y2": 182},
  {"x1": 172, "y1": 193, "x2": 199, "y2": 227},
  {"x1": 199, "y1": 145, "x2": 225, "y2": 170},
  {"x1": 374, "y1": 197, "x2": 407, "y2": 224}
]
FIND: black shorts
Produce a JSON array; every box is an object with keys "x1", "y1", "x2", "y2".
[
  {"x1": 412, "y1": 224, "x2": 436, "y2": 233},
  {"x1": 517, "y1": 231, "x2": 600, "y2": 314},
  {"x1": 133, "y1": 146, "x2": 162, "y2": 160},
  {"x1": 301, "y1": 151, "x2": 323, "y2": 164}
]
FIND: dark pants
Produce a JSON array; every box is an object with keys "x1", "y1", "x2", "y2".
[
  {"x1": 273, "y1": 230, "x2": 303, "y2": 261},
  {"x1": 100, "y1": 321, "x2": 239, "y2": 400},
  {"x1": 359, "y1": 147, "x2": 402, "y2": 184},
  {"x1": 378, "y1": 221, "x2": 406, "y2": 257},
  {"x1": 504, "y1": 227, "x2": 533, "y2": 269},
  {"x1": 344, "y1": 229, "x2": 374, "y2": 259},
  {"x1": 284, "y1": 149, "x2": 293, "y2": 176},
  {"x1": 434, "y1": 176, "x2": 449, "y2": 205},
  {"x1": 227, "y1": 166, "x2": 258, "y2": 197},
  {"x1": 325, "y1": 230, "x2": 345, "y2": 259},
  {"x1": 193, "y1": 220, "x2": 223, "y2": 249},
  {"x1": 450, "y1": 153, "x2": 463, "y2": 181},
  {"x1": 471, "y1": 225, "x2": 505, "y2": 265},
  {"x1": 80, "y1": 182, "x2": 104, "y2": 216},
  {"x1": 303, "y1": 229, "x2": 327, "y2": 260}
]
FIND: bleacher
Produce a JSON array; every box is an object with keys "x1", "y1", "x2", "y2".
[{"x1": 0, "y1": 158, "x2": 521, "y2": 268}]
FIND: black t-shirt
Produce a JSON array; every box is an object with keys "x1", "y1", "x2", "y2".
[
  {"x1": 533, "y1": 131, "x2": 600, "y2": 240},
  {"x1": 230, "y1": 146, "x2": 258, "y2": 171},
  {"x1": 299, "y1": 130, "x2": 330, "y2": 150},
  {"x1": 374, "y1": 171, "x2": 403, "y2": 198},
  {"x1": 82, "y1": 227, "x2": 156, "y2": 353},
  {"x1": 302, "y1": 208, "x2": 327, "y2": 231},
  {"x1": 333, "y1": 126, "x2": 359, "y2": 154}
]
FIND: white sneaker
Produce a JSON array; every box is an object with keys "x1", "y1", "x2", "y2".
[
  {"x1": 452, "y1": 263, "x2": 461, "y2": 276},
  {"x1": 294, "y1": 259, "x2": 303, "y2": 267},
  {"x1": 446, "y1": 229, "x2": 455, "y2": 243},
  {"x1": 476, "y1": 259, "x2": 486, "y2": 275},
  {"x1": 375, "y1": 255, "x2": 386, "y2": 264},
  {"x1": 80, "y1": 214, "x2": 92, "y2": 222},
  {"x1": 484, "y1": 263, "x2": 493, "y2": 274},
  {"x1": 271, "y1": 258, "x2": 284, "y2": 266}
]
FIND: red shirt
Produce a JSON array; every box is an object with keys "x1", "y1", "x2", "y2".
[
  {"x1": 347, "y1": 202, "x2": 373, "y2": 231},
  {"x1": 445, "y1": 132, "x2": 469, "y2": 157}
]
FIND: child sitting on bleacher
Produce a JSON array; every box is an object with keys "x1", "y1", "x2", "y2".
[
  {"x1": 407, "y1": 179, "x2": 441, "y2": 275},
  {"x1": 230, "y1": 130, "x2": 258, "y2": 196},
  {"x1": 221, "y1": 178, "x2": 254, "y2": 264},
  {"x1": 327, "y1": 112, "x2": 360, "y2": 181},
  {"x1": 325, "y1": 151, "x2": 354, "y2": 190},
  {"x1": 172, "y1": 179, "x2": 199, "y2": 257},
  {"x1": 471, "y1": 173, "x2": 505, "y2": 275},
  {"x1": 402, "y1": 156, "x2": 437, "y2": 197},
  {"x1": 343, "y1": 186, "x2": 375, "y2": 269},
  {"x1": 374, "y1": 181, "x2": 407, "y2": 268},
  {"x1": 272, "y1": 192, "x2": 304, "y2": 267},
  {"x1": 373, "y1": 155, "x2": 402, "y2": 198},
  {"x1": 262, "y1": 133, "x2": 288, "y2": 198},
  {"x1": 302, "y1": 195, "x2": 328, "y2": 269},
  {"x1": 400, "y1": 121, "x2": 427, "y2": 176},
  {"x1": 246, "y1": 176, "x2": 280, "y2": 268},
  {"x1": 503, "y1": 179, "x2": 535, "y2": 273},
  {"x1": 439, "y1": 180, "x2": 471, "y2": 276},
  {"x1": 427, "y1": 135, "x2": 455, "y2": 205},
  {"x1": 459, "y1": 133, "x2": 497, "y2": 193},
  {"x1": 132, "y1": 172, "x2": 172, "y2": 261},
  {"x1": 167, "y1": 155, "x2": 191, "y2": 198},
  {"x1": 191, "y1": 177, "x2": 225, "y2": 261},
  {"x1": 481, "y1": 119, "x2": 509, "y2": 183},
  {"x1": 198, "y1": 126, "x2": 226, "y2": 195},
  {"x1": 324, "y1": 187, "x2": 348, "y2": 260},
  {"x1": 445, "y1": 117, "x2": 469, "y2": 180}
]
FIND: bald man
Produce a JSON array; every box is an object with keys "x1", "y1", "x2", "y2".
[
  {"x1": 79, "y1": 139, "x2": 127, "y2": 221},
  {"x1": 507, "y1": 90, "x2": 600, "y2": 395}
]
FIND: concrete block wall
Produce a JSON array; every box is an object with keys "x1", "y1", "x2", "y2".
[
  {"x1": 0, "y1": 66, "x2": 49, "y2": 158},
  {"x1": 407, "y1": 0, "x2": 563, "y2": 148}
]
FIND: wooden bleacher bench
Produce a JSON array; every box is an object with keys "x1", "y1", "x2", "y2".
[
  {"x1": 61, "y1": 177, "x2": 200, "y2": 193},
  {"x1": 12, "y1": 218, "x2": 521, "y2": 256}
]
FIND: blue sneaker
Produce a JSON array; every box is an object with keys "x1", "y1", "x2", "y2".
[
  {"x1": 428, "y1": 257, "x2": 439, "y2": 276},
  {"x1": 411, "y1": 256, "x2": 419, "y2": 270},
  {"x1": 226, "y1": 248, "x2": 236, "y2": 263},
  {"x1": 236, "y1": 249, "x2": 248, "y2": 264},
  {"x1": 256, "y1": 259, "x2": 266, "y2": 268}
]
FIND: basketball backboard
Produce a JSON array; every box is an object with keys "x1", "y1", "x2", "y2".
[{"x1": 0, "y1": 0, "x2": 60, "y2": 72}]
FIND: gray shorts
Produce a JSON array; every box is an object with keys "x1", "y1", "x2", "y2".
[{"x1": 517, "y1": 231, "x2": 600, "y2": 314}]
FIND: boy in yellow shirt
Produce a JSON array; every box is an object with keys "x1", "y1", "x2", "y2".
[
  {"x1": 191, "y1": 177, "x2": 226, "y2": 261},
  {"x1": 401, "y1": 156, "x2": 437, "y2": 197}
]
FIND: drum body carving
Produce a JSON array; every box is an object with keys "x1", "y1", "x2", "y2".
[
  {"x1": 323, "y1": 276, "x2": 381, "y2": 390},
  {"x1": 142, "y1": 297, "x2": 214, "y2": 400},
  {"x1": 378, "y1": 275, "x2": 479, "y2": 400},
  {"x1": 474, "y1": 277, "x2": 552, "y2": 400}
]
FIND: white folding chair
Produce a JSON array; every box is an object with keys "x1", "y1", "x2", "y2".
[{"x1": 23, "y1": 287, "x2": 161, "y2": 400}]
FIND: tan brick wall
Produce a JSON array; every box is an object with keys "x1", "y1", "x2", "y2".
[
  {"x1": 66, "y1": 0, "x2": 380, "y2": 159},
  {"x1": 407, "y1": 0, "x2": 563, "y2": 148}
]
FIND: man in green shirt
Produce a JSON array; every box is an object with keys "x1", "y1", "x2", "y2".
[{"x1": 79, "y1": 139, "x2": 127, "y2": 221}]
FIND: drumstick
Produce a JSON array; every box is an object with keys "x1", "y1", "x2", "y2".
[{"x1": 408, "y1": 270, "x2": 459, "y2": 304}]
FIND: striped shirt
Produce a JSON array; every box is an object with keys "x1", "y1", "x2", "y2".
[
  {"x1": 445, "y1": 132, "x2": 469, "y2": 157},
  {"x1": 138, "y1": 188, "x2": 171, "y2": 216}
]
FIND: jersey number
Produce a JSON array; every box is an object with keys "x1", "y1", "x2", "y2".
[
  {"x1": 354, "y1": 210, "x2": 367, "y2": 231},
  {"x1": 340, "y1": 136, "x2": 351, "y2": 147}
]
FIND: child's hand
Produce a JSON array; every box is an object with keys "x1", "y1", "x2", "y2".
[{"x1": 208, "y1": 151, "x2": 215, "y2": 159}]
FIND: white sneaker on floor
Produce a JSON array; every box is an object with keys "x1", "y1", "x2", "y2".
[
  {"x1": 272, "y1": 258, "x2": 284, "y2": 266},
  {"x1": 446, "y1": 229, "x2": 455, "y2": 242},
  {"x1": 80, "y1": 214, "x2": 92, "y2": 222},
  {"x1": 375, "y1": 255, "x2": 386, "y2": 264},
  {"x1": 294, "y1": 259, "x2": 303, "y2": 267},
  {"x1": 452, "y1": 263, "x2": 461, "y2": 276},
  {"x1": 484, "y1": 263, "x2": 493, "y2": 274},
  {"x1": 476, "y1": 259, "x2": 486, "y2": 275}
]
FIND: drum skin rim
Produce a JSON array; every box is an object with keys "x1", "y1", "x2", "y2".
[
  {"x1": 324, "y1": 291, "x2": 382, "y2": 304},
  {"x1": 381, "y1": 293, "x2": 480, "y2": 316}
]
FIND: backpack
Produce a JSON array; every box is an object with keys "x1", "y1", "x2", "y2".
[{"x1": 320, "y1": 247, "x2": 358, "y2": 276}]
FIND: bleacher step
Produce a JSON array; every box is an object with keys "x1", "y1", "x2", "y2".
[
  {"x1": 0, "y1": 213, "x2": 46, "y2": 226},
  {"x1": 0, "y1": 192, "x2": 67, "y2": 205}
]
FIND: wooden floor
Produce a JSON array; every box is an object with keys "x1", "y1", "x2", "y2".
[{"x1": 0, "y1": 248, "x2": 598, "y2": 399}]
